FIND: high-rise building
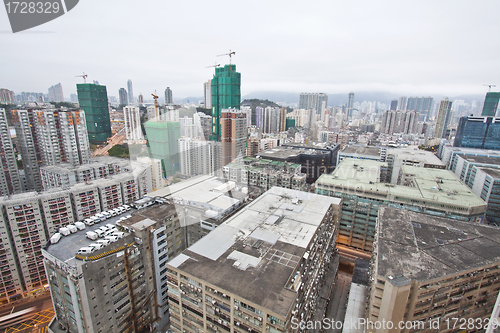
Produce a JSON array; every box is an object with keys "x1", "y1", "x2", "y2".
[
  {"x1": 123, "y1": 105, "x2": 143, "y2": 142},
  {"x1": 118, "y1": 87, "x2": 128, "y2": 106},
  {"x1": 43, "y1": 203, "x2": 183, "y2": 333},
  {"x1": 0, "y1": 89, "x2": 15, "y2": 102},
  {"x1": 454, "y1": 116, "x2": 500, "y2": 149},
  {"x1": 48, "y1": 83, "x2": 64, "y2": 102},
  {"x1": 30, "y1": 110, "x2": 91, "y2": 167},
  {"x1": 347, "y1": 91, "x2": 354, "y2": 119},
  {"x1": 166, "y1": 187, "x2": 341, "y2": 333},
  {"x1": 178, "y1": 138, "x2": 221, "y2": 176},
  {"x1": 70, "y1": 93, "x2": 78, "y2": 103},
  {"x1": 127, "y1": 79, "x2": 134, "y2": 104},
  {"x1": 145, "y1": 120, "x2": 180, "y2": 177},
  {"x1": 434, "y1": 98, "x2": 453, "y2": 138},
  {"x1": 368, "y1": 207, "x2": 500, "y2": 333},
  {"x1": 381, "y1": 110, "x2": 419, "y2": 135},
  {"x1": 262, "y1": 106, "x2": 280, "y2": 133},
  {"x1": 138, "y1": 93, "x2": 143, "y2": 105},
  {"x1": 210, "y1": 64, "x2": 241, "y2": 141},
  {"x1": 77, "y1": 83, "x2": 111, "y2": 143},
  {"x1": 481, "y1": 92, "x2": 500, "y2": 117},
  {"x1": 389, "y1": 99, "x2": 398, "y2": 110},
  {"x1": 398, "y1": 96, "x2": 408, "y2": 110},
  {"x1": 204, "y1": 80, "x2": 211, "y2": 109},
  {"x1": 11, "y1": 109, "x2": 43, "y2": 191},
  {"x1": 220, "y1": 108, "x2": 247, "y2": 165},
  {"x1": 299, "y1": 92, "x2": 328, "y2": 117},
  {"x1": 0, "y1": 109, "x2": 22, "y2": 195},
  {"x1": 165, "y1": 87, "x2": 173, "y2": 105}
]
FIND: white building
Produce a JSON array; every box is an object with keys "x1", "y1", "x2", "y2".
[
  {"x1": 123, "y1": 105, "x2": 143, "y2": 142},
  {"x1": 178, "y1": 138, "x2": 221, "y2": 176}
]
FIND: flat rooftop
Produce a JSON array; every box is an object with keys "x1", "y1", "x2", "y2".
[
  {"x1": 376, "y1": 206, "x2": 500, "y2": 282},
  {"x1": 460, "y1": 154, "x2": 500, "y2": 165},
  {"x1": 168, "y1": 187, "x2": 341, "y2": 317},
  {"x1": 387, "y1": 148, "x2": 445, "y2": 166},
  {"x1": 477, "y1": 167, "x2": 500, "y2": 179},
  {"x1": 258, "y1": 146, "x2": 330, "y2": 160},
  {"x1": 152, "y1": 175, "x2": 242, "y2": 211},
  {"x1": 340, "y1": 145, "x2": 381, "y2": 157},
  {"x1": 315, "y1": 158, "x2": 486, "y2": 209}
]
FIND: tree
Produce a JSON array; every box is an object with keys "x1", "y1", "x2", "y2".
[{"x1": 108, "y1": 144, "x2": 129, "y2": 159}]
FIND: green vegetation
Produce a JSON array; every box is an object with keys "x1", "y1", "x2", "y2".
[
  {"x1": 108, "y1": 144, "x2": 129, "y2": 159},
  {"x1": 196, "y1": 107, "x2": 211, "y2": 116},
  {"x1": 241, "y1": 99, "x2": 280, "y2": 108}
]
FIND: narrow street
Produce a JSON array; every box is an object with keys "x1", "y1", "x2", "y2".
[{"x1": 325, "y1": 272, "x2": 352, "y2": 333}]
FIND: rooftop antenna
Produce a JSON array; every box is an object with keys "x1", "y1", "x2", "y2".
[
  {"x1": 484, "y1": 84, "x2": 496, "y2": 92},
  {"x1": 76, "y1": 72, "x2": 88, "y2": 83},
  {"x1": 152, "y1": 91, "x2": 159, "y2": 121},
  {"x1": 217, "y1": 49, "x2": 235, "y2": 65}
]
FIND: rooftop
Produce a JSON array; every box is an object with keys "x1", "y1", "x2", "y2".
[
  {"x1": 376, "y1": 206, "x2": 500, "y2": 282},
  {"x1": 340, "y1": 145, "x2": 381, "y2": 157},
  {"x1": 460, "y1": 154, "x2": 500, "y2": 165},
  {"x1": 316, "y1": 159, "x2": 486, "y2": 209},
  {"x1": 387, "y1": 148, "x2": 445, "y2": 166},
  {"x1": 153, "y1": 175, "x2": 243, "y2": 212},
  {"x1": 477, "y1": 167, "x2": 500, "y2": 179},
  {"x1": 168, "y1": 187, "x2": 341, "y2": 317}
]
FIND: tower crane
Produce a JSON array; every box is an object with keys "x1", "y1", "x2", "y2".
[
  {"x1": 484, "y1": 84, "x2": 496, "y2": 92},
  {"x1": 217, "y1": 50, "x2": 235, "y2": 65},
  {"x1": 152, "y1": 92, "x2": 159, "y2": 120},
  {"x1": 205, "y1": 63, "x2": 221, "y2": 69},
  {"x1": 76, "y1": 72, "x2": 88, "y2": 83}
]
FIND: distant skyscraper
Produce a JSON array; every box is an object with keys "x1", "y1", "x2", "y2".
[
  {"x1": 204, "y1": 80, "x2": 211, "y2": 109},
  {"x1": 481, "y1": 92, "x2": 500, "y2": 117},
  {"x1": 434, "y1": 98, "x2": 453, "y2": 138},
  {"x1": 406, "y1": 96, "x2": 434, "y2": 120},
  {"x1": 165, "y1": 87, "x2": 173, "y2": 105},
  {"x1": 454, "y1": 116, "x2": 500, "y2": 149},
  {"x1": 255, "y1": 106, "x2": 264, "y2": 128},
  {"x1": 221, "y1": 108, "x2": 246, "y2": 165},
  {"x1": 347, "y1": 91, "x2": 354, "y2": 119},
  {"x1": 263, "y1": 106, "x2": 280, "y2": 133},
  {"x1": 123, "y1": 105, "x2": 143, "y2": 142},
  {"x1": 398, "y1": 96, "x2": 408, "y2": 110},
  {"x1": 127, "y1": 79, "x2": 134, "y2": 104},
  {"x1": 390, "y1": 99, "x2": 398, "y2": 110},
  {"x1": 0, "y1": 89, "x2": 14, "y2": 102},
  {"x1": 299, "y1": 93, "x2": 328, "y2": 116},
  {"x1": 210, "y1": 64, "x2": 241, "y2": 141},
  {"x1": 77, "y1": 83, "x2": 112, "y2": 143},
  {"x1": 0, "y1": 109, "x2": 22, "y2": 195},
  {"x1": 48, "y1": 83, "x2": 64, "y2": 102},
  {"x1": 70, "y1": 93, "x2": 78, "y2": 103},
  {"x1": 138, "y1": 93, "x2": 144, "y2": 104},
  {"x1": 118, "y1": 88, "x2": 128, "y2": 105}
]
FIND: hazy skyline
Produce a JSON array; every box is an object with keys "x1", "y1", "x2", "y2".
[{"x1": 1, "y1": 0, "x2": 499, "y2": 100}]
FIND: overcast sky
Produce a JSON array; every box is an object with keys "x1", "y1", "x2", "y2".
[{"x1": 1, "y1": 0, "x2": 499, "y2": 101}]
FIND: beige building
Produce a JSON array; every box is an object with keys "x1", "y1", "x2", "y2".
[
  {"x1": 166, "y1": 187, "x2": 341, "y2": 333},
  {"x1": 368, "y1": 207, "x2": 500, "y2": 333}
]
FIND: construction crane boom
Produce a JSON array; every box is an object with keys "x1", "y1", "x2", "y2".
[
  {"x1": 152, "y1": 92, "x2": 159, "y2": 121},
  {"x1": 76, "y1": 72, "x2": 88, "y2": 83},
  {"x1": 217, "y1": 49, "x2": 235, "y2": 64},
  {"x1": 484, "y1": 84, "x2": 496, "y2": 92},
  {"x1": 205, "y1": 62, "x2": 220, "y2": 69}
]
